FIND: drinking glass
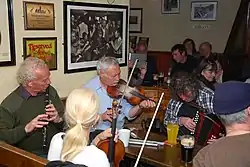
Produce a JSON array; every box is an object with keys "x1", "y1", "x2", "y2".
[
  {"x1": 180, "y1": 135, "x2": 195, "y2": 163},
  {"x1": 166, "y1": 117, "x2": 179, "y2": 145}
]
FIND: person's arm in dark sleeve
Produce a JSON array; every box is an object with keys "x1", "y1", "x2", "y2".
[
  {"x1": 0, "y1": 106, "x2": 27, "y2": 144},
  {"x1": 51, "y1": 90, "x2": 65, "y2": 131}
]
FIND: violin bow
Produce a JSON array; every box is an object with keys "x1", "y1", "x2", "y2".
[
  {"x1": 117, "y1": 59, "x2": 139, "y2": 107},
  {"x1": 133, "y1": 92, "x2": 165, "y2": 167}
]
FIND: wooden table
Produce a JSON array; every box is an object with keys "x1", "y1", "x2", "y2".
[{"x1": 124, "y1": 130, "x2": 202, "y2": 167}]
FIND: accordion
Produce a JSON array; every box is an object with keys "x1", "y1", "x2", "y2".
[{"x1": 177, "y1": 103, "x2": 225, "y2": 145}]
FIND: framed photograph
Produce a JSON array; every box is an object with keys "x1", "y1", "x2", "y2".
[
  {"x1": 63, "y1": 1, "x2": 128, "y2": 73},
  {"x1": 129, "y1": 35, "x2": 137, "y2": 52},
  {"x1": 23, "y1": 1, "x2": 55, "y2": 30},
  {"x1": 162, "y1": 0, "x2": 180, "y2": 14},
  {"x1": 191, "y1": 1, "x2": 218, "y2": 21},
  {"x1": 0, "y1": 0, "x2": 16, "y2": 66},
  {"x1": 23, "y1": 37, "x2": 57, "y2": 70},
  {"x1": 129, "y1": 8, "x2": 143, "y2": 33}
]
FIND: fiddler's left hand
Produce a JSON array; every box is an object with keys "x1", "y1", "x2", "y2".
[
  {"x1": 99, "y1": 128, "x2": 119, "y2": 142},
  {"x1": 139, "y1": 100, "x2": 156, "y2": 109},
  {"x1": 45, "y1": 104, "x2": 61, "y2": 123}
]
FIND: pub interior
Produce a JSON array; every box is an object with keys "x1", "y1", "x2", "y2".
[{"x1": 0, "y1": 0, "x2": 250, "y2": 167}]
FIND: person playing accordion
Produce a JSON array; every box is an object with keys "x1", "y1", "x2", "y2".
[{"x1": 164, "y1": 72, "x2": 224, "y2": 145}]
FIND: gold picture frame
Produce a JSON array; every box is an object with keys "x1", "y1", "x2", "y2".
[
  {"x1": 23, "y1": 1, "x2": 55, "y2": 30},
  {"x1": 23, "y1": 37, "x2": 57, "y2": 70}
]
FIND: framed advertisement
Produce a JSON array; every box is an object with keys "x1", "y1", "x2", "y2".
[
  {"x1": 63, "y1": 1, "x2": 128, "y2": 73},
  {"x1": 0, "y1": 0, "x2": 16, "y2": 66},
  {"x1": 23, "y1": 1, "x2": 55, "y2": 30},
  {"x1": 23, "y1": 37, "x2": 57, "y2": 70}
]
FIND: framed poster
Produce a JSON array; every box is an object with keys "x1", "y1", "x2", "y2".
[
  {"x1": 191, "y1": 1, "x2": 218, "y2": 21},
  {"x1": 63, "y1": 1, "x2": 128, "y2": 73},
  {"x1": 23, "y1": 37, "x2": 57, "y2": 70},
  {"x1": 162, "y1": 0, "x2": 180, "y2": 14},
  {"x1": 23, "y1": 1, "x2": 55, "y2": 30},
  {"x1": 0, "y1": 0, "x2": 16, "y2": 66},
  {"x1": 129, "y1": 8, "x2": 143, "y2": 33}
]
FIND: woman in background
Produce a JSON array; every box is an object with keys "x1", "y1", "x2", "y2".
[
  {"x1": 193, "y1": 58, "x2": 218, "y2": 91},
  {"x1": 183, "y1": 38, "x2": 199, "y2": 58},
  {"x1": 48, "y1": 88, "x2": 117, "y2": 167}
]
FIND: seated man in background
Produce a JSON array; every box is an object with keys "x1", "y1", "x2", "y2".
[
  {"x1": 193, "y1": 81, "x2": 250, "y2": 167},
  {"x1": 84, "y1": 56, "x2": 155, "y2": 139},
  {"x1": 0, "y1": 57, "x2": 64, "y2": 157},
  {"x1": 170, "y1": 44, "x2": 198, "y2": 76}
]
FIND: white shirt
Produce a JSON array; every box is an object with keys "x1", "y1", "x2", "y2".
[{"x1": 47, "y1": 132, "x2": 109, "y2": 167}]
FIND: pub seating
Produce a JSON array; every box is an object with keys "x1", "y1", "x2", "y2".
[{"x1": 0, "y1": 141, "x2": 48, "y2": 167}]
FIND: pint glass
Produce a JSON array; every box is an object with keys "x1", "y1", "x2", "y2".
[
  {"x1": 180, "y1": 135, "x2": 195, "y2": 163},
  {"x1": 166, "y1": 118, "x2": 179, "y2": 145}
]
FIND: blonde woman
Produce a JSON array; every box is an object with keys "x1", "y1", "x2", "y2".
[{"x1": 47, "y1": 88, "x2": 117, "y2": 167}]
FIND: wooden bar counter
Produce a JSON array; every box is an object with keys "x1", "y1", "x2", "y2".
[{"x1": 125, "y1": 130, "x2": 202, "y2": 167}]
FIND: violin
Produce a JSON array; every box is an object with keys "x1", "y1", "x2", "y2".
[
  {"x1": 97, "y1": 99, "x2": 125, "y2": 167},
  {"x1": 107, "y1": 79, "x2": 156, "y2": 106}
]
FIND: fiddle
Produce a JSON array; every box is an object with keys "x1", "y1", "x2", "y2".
[
  {"x1": 107, "y1": 79, "x2": 156, "y2": 106},
  {"x1": 97, "y1": 99, "x2": 125, "y2": 167}
]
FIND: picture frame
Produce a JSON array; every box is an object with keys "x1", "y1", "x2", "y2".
[
  {"x1": 0, "y1": 0, "x2": 16, "y2": 66},
  {"x1": 63, "y1": 1, "x2": 128, "y2": 73},
  {"x1": 191, "y1": 1, "x2": 218, "y2": 21},
  {"x1": 129, "y1": 8, "x2": 143, "y2": 33},
  {"x1": 23, "y1": 37, "x2": 57, "y2": 70},
  {"x1": 23, "y1": 1, "x2": 55, "y2": 30},
  {"x1": 161, "y1": 0, "x2": 180, "y2": 14}
]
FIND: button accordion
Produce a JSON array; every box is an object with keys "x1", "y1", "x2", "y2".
[{"x1": 177, "y1": 103, "x2": 225, "y2": 145}]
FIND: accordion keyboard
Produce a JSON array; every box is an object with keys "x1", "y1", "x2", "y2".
[{"x1": 191, "y1": 111, "x2": 199, "y2": 135}]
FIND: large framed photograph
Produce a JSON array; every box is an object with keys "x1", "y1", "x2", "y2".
[
  {"x1": 23, "y1": 1, "x2": 55, "y2": 30},
  {"x1": 23, "y1": 37, "x2": 57, "y2": 70},
  {"x1": 162, "y1": 0, "x2": 180, "y2": 14},
  {"x1": 0, "y1": 0, "x2": 16, "y2": 66},
  {"x1": 129, "y1": 8, "x2": 143, "y2": 33},
  {"x1": 191, "y1": 1, "x2": 218, "y2": 21},
  {"x1": 63, "y1": 1, "x2": 128, "y2": 73}
]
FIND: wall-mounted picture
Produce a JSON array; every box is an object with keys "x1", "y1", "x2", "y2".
[
  {"x1": 0, "y1": 0, "x2": 16, "y2": 66},
  {"x1": 23, "y1": 1, "x2": 55, "y2": 30},
  {"x1": 63, "y1": 1, "x2": 128, "y2": 73},
  {"x1": 129, "y1": 35, "x2": 137, "y2": 53},
  {"x1": 23, "y1": 37, "x2": 57, "y2": 70},
  {"x1": 129, "y1": 8, "x2": 142, "y2": 33},
  {"x1": 191, "y1": 1, "x2": 218, "y2": 21},
  {"x1": 162, "y1": 0, "x2": 180, "y2": 14}
]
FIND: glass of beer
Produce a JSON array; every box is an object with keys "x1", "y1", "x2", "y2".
[
  {"x1": 180, "y1": 135, "x2": 195, "y2": 163},
  {"x1": 166, "y1": 118, "x2": 179, "y2": 145}
]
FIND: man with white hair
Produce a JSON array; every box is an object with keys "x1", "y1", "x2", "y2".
[
  {"x1": 0, "y1": 57, "x2": 64, "y2": 157},
  {"x1": 193, "y1": 81, "x2": 250, "y2": 167},
  {"x1": 84, "y1": 57, "x2": 155, "y2": 136}
]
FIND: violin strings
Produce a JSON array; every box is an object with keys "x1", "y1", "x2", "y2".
[
  {"x1": 133, "y1": 92, "x2": 165, "y2": 167},
  {"x1": 117, "y1": 59, "x2": 139, "y2": 107}
]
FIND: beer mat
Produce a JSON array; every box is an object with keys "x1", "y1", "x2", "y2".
[{"x1": 129, "y1": 139, "x2": 164, "y2": 147}]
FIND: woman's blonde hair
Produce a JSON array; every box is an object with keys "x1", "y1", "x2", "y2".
[{"x1": 60, "y1": 88, "x2": 99, "y2": 161}]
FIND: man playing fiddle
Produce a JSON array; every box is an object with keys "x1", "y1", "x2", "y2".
[{"x1": 84, "y1": 56, "x2": 155, "y2": 137}]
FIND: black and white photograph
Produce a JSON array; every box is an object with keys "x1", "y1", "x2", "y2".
[
  {"x1": 63, "y1": 1, "x2": 128, "y2": 73},
  {"x1": 129, "y1": 8, "x2": 143, "y2": 33},
  {"x1": 0, "y1": 0, "x2": 16, "y2": 67},
  {"x1": 191, "y1": 1, "x2": 218, "y2": 21},
  {"x1": 162, "y1": 0, "x2": 180, "y2": 14}
]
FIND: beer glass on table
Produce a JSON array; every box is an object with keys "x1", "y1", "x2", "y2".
[
  {"x1": 165, "y1": 117, "x2": 179, "y2": 145},
  {"x1": 180, "y1": 135, "x2": 195, "y2": 163}
]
